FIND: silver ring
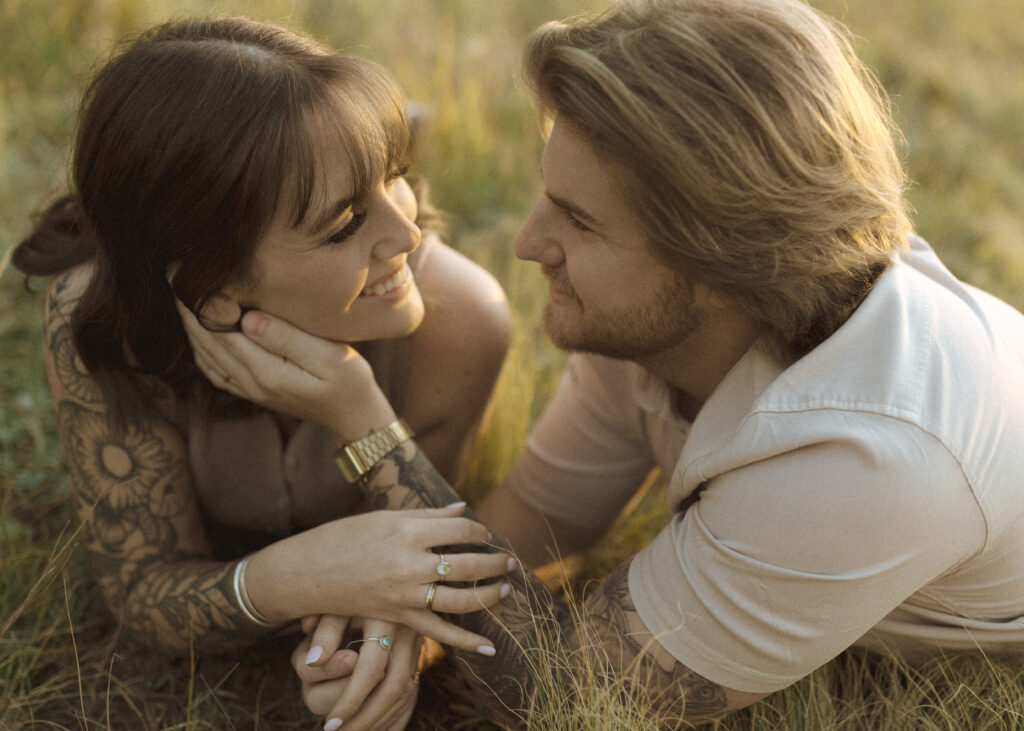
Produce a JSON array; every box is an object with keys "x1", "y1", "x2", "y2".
[
  {"x1": 435, "y1": 554, "x2": 451, "y2": 580},
  {"x1": 425, "y1": 582, "x2": 437, "y2": 610},
  {"x1": 347, "y1": 635, "x2": 393, "y2": 651}
]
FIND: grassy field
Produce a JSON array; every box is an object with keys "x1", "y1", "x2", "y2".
[{"x1": 2, "y1": 0, "x2": 1023, "y2": 728}]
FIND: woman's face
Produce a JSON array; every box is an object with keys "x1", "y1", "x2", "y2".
[{"x1": 229, "y1": 131, "x2": 425, "y2": 344}]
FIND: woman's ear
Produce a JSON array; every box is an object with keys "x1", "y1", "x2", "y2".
[
  {"x1": 165, "y1": 261, "x2": 243, "y2": 332},
  {"x1": 196, "y1": 292, "x2": 243, "y2": 331}
]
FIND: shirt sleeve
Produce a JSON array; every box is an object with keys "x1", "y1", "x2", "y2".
[
  {"x1": 504, "y1": 354, "x2": 656, "y2": 530},
  {"x1": 628, "y1": 411, "x2": 986, "y2": 693}
]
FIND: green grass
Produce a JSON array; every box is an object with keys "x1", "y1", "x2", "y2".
[{"x1": 2, "y1": 0, "x2": 1024, "y2": 728}]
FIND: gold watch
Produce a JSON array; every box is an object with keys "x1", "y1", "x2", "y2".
[{"x1": 334, "y1": 419, "x2": 414, "y2": 483}]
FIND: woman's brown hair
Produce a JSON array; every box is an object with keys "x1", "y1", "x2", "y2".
[{"x1": 14, "y1": 16, "x2": 411, "y2": 425}]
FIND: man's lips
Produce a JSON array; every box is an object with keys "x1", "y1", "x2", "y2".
[{"x1": 542, "y1": 265, "x2": 576, "y2": 302}]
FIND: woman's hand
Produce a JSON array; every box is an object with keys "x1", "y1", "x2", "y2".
[
  {"x1": 176, "y1": 301, "x2": 394, "y2": 444},
  {"x1": 248, "y1": 503, "x2": 513, "y2": 653},
  {"x1": 296, "y1": 616, "x2": 421, "y2": 731}
]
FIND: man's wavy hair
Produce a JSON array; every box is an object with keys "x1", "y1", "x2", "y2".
[{"x1": 523, "y1": 0, "x2": 911, "y2": 360}]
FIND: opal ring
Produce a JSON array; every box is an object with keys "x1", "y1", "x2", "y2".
[{"x1": 435, "y1": 554, "x2": 451, "y2": 581}]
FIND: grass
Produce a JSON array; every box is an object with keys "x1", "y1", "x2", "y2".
[{"x1": 2, "y1": 0, "x2": 1023, "y2": 728}]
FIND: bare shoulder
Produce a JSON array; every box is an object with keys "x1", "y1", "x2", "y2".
[
  {"x1": 414, "y1": 235, "x2": 511, "y2": 355},
  {"x1": 45, "y1": 263, "x2": 93, "y2": 325}
]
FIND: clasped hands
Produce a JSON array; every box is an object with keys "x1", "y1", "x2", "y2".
[{"x1": 178, "y1": 303, "x2": 513, "y2": 728}]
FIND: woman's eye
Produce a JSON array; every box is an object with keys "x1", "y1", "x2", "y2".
[
  {"x1": 324, "y1": 210, "x2": 367, "y2": 245},
  {"x1": 385, "y1": 166, "x2": 410, "y2": 189}
]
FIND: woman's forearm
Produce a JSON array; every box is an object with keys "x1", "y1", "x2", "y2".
[{"x1": 107, "y1": 558, "x2": 280, "y2": 655}]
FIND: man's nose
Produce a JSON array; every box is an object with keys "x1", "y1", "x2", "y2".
[{"x1": 514, "y1": 203, "x2": 564, "y2": 267}]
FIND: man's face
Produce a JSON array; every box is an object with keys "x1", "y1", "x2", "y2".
[{"x1": 514, "y1": 119, "x2": 705, "y2": 360}]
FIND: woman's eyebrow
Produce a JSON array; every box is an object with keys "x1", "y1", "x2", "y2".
[{"x1": 306, "y1": 196, "x2": 355, "y2": 236}]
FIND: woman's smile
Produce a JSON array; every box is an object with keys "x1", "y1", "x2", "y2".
[{"x1": 360, "y1": 263, "x2": 413, "y2": 299}]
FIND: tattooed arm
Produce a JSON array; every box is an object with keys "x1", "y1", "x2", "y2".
[
  {"x1": 45, "y1": 270, "x2": 511, "y2": 658},
  {"x1": 44, "y1": 270, "x2": 276, "y2": 653},
  {"x1": 362, "y1": 442, "x2": 767, "y2": 727}
]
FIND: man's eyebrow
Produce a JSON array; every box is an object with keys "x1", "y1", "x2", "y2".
[
  {"x1": 306, "y1": 196, "x2": 355, "y2": 236},
  {"x1": 546, "y1": 193, "x2": 599, "y2": 227}
]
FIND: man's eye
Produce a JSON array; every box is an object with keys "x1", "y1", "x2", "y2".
[{"x1": 566, "y1": 213, "x2": 590, "y2": 233}]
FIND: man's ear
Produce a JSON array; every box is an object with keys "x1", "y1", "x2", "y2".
[{"x1": 165, "y1": 262, "x2": 243, "y2": 331}]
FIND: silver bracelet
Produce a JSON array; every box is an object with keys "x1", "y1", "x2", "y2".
[{"x1": 233, "y1": 555, "x2": 280, "y2": 628}]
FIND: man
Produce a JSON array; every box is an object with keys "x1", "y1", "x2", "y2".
[{"x1": 194, "y1": 0, "x2": 1024, "y2": 725}]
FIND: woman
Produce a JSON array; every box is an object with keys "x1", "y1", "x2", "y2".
[{"x1": 14, "y1": 16, "x2": 512, "y2": 730}]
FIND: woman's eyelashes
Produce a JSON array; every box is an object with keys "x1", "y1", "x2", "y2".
[{"x1": 324, "y1": 210, "x2": 367, "y2": 245}]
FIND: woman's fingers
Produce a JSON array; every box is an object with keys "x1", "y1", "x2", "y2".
[
  {"x1": 292, "y1": 637, "x2": 359, "y2": 716},
  {"x1": 423, "y1": 549, "x2": 515, "y2": 585},
  {"x1": 305, "y1": 614, "x2": 351, "y2": 666},
  {"x1": 325, "y1": 625, "x2": 421, "y2": 731},
  {"x1": 400, "y1": 605, "x2": 500, "y2": 655},
  {"x1": 425, "y1": 579, "x2": 512, "y2": 616},
  {"x1": 240, "y1": 309, "x2": 354, "y2": 379}
]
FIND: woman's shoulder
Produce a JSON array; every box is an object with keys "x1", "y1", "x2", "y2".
[
  {"x1": 44, "y1": 263, "x2": 94, "y2": 325},
  {"x1": 42, "y1": 262, "x2": 186, "y2": 423},
  {"x1": 414, "y1": 235, "x2": 511, "y2": 352}
]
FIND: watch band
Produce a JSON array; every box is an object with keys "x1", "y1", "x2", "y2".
[{"x1": 334, "y1": 419, "x2": 414, "y2": 483}]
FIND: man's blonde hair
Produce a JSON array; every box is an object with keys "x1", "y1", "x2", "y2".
[{"x1": 524, "y1": 0, "x2": 911, "y2": 358}]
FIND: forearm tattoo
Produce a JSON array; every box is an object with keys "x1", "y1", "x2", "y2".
[
  {"x1": 47, "y1": 291, "x2": 272, "y2": 653},
  {"x1": 363, "y1": 443, "x2": 730, "y2": 725}
]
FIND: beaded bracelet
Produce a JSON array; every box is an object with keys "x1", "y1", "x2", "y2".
[{"x1": 232, "y1": 555, "x2": 281, "y2": 628}]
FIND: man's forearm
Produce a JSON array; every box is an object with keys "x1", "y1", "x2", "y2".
[
  {"x1": 363, "y1": 442, "x2": 566, "y2": 725},
  {"x1": 360, "y1": 442, "x2": 737, "y2": 727}
]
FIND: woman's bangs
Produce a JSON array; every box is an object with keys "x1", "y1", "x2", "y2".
[{"x1": 284, "y1": 68, "x2": 409, "y2": 231}]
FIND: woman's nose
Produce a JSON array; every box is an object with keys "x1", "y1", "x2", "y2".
[{"x1": 372, "y1": 191, "x2": 421, "y2": 260}]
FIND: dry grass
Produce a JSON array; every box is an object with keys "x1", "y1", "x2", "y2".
[{"x1": 2, "y1": 0, "x2": 1023, "y2": 728}]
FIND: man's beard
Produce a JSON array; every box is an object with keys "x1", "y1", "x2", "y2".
[{"x1": 541, "y1": 265, "x2": 702, "y2": 361}]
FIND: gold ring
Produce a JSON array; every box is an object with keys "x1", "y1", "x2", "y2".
[{"x1": 425, "y1": 582, "x2": 437, "y2": 610}]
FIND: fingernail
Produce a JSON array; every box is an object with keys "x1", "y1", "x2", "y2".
[
  {"x1": 500, "y1": 582, "x2": 512, "y2": 598},
  {"x1": 305, "y1": 645, "x2": 324, "y2": 665},
  {"x1": 324, "y1": 718, "x2": 343, "y2": 731},
  {"x1": 445, "y1": 501, "x2": 466, "y2": 509},
  {"x1": 507, "y1": 556, "x2": 517, "y2": 571},
  {"x1": 242, "y1": 311, "x2": 268, "y2": 336},
  {"x1": 476, "y1": 645, "x2": 496, "y2": 657}
]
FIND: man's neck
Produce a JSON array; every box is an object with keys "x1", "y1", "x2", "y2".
[{"x1": 636, "y1": 309, "x2": 761, "y2": 422}]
